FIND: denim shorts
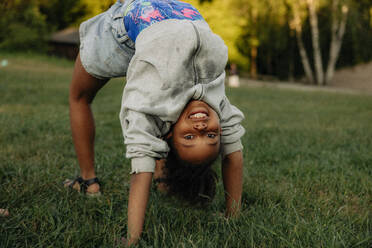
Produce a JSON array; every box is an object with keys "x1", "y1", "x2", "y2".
[{"x1": 79, "y1": 0, "x2": 135, "y2": 79}]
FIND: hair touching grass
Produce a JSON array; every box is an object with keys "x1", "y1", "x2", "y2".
[{"x1": 160, "y1": 139, "x2": 219, "y2": 205}]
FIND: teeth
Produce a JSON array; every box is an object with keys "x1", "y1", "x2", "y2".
[{"x1": 190, "y1": 113, "x2": 207, "y2": 118}]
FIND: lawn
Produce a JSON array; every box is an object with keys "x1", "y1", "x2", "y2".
[{"x1": 0, "y1": 52, "x2": 371, "y2": 247}]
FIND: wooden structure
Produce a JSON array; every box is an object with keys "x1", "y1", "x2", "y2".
[{"x1": 49, "y1": 28, "x2": 80, "y2": 60}]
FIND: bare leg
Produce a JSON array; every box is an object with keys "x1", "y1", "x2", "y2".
[{"x1": 68, "y1": 54, "x2": 108, "y2": 193}]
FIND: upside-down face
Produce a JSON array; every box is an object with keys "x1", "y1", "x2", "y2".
[{"x1": 169, "y1": 100, "x2": 221, "y2": 165}]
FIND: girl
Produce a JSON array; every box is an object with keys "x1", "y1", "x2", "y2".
[{"x1": 66, "y1": 0, "x2": 245, "y2": 245}]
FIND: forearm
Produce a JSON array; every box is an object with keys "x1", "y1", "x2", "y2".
[
  {"x1": 222, "y1": 150, "x2": 243, "y2": 217},
  {"x1": 127, "y1": 172, "x2": 153, "y2": 245}
]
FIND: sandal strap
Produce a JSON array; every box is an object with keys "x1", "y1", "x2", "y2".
[
  {"x1": 83, "y1": 177, "x2": 100, "y2": 187},
  {"x1": 66, "y1": 176, "x2": 100, "y2": 194},
  {"x1": 80, "y1": 177, "x2": 100, "y2": 194},
  {"x1": 67, "y1": 176, "x2": 84, "y2": 189}
]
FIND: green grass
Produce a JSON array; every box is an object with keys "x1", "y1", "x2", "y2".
[{"x1": 0, "y1": 52, "x2": 371, "y2": 247}]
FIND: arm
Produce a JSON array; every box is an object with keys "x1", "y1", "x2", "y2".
[
  {"x1": 222, "y1": 150, "x2": 243, "y2": 218},
  {"x1": 218, "y1": 95, "x2": 245, "y2": 217},
  {"x1": 69, "y1": 54, "x2": 108, "y2": 180},
  {"x1": 127, "y1": 172, "x2": 153, "y2": 246}
]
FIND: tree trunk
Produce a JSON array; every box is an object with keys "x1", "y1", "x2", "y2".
[
  {"x1": 267, "y1": 50, "x2": 272, "y2": 75},
  {"x1": 296, "y1": 30, "x2": 315, "y2": 84},
  {"x1": 291, "y1": 3, "x2": 315, "y2": 84},
  {"x1": 250, "y1": 46, "x2": 258, "y2": 79},
  {"x1": 307, "y1": 0, "x2": 324, "y2": 85},
  {"x1": 325, "y1": 1, "x2": 348, "y2": 84}
]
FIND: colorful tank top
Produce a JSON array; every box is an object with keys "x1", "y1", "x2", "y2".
[{"x1": 124, "y1": 0, "x2": 204, "y2": 42}]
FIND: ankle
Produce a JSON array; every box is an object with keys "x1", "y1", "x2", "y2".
[{"x1": 80, "y1": 173, "x2": 97, "y2": 181}]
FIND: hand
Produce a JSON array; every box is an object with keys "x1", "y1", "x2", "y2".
[
  {"x1": 115, "y1": 237, "x2": 139, "y2": 247},
  {"x1": 115, "y1": 237, "x2": 128, "y2": 247}
]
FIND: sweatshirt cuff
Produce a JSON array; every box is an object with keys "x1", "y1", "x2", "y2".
[
  {"x1": 130, "y1": 157, "x2": 156, "y2": 174},
  {"x1": 221, "y1": 139, "x2": 243, "y2": 158}
]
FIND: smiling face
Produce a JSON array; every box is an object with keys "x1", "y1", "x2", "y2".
[{"x1": 169, "y1": 100, "x2": 221, "y2": 165}]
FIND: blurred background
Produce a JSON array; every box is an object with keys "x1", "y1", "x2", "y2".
[{"x1": 0, "y1": 0, "x2": 371, "y2": 87}]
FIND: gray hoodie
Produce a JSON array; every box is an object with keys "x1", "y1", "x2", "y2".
[
  {"x1": 79, "y1": 1, "x2": 245, "y2": 174},
  {"x1": 120, "y1": 19, "x2": 245, "y2": 173}
]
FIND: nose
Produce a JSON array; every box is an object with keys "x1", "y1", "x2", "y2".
[{"x1": 193, "y1": 122, "x2": 207, "y2": 131}]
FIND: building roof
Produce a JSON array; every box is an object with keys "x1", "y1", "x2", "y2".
[{"x1": 50, "y1": 27, "x2": 80, "y2": 44}]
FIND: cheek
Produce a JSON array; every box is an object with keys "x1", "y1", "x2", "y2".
[
  {"x1": 211, "y1": 120, "x2": 221, "y2": 131},
  {"x1": 174, "y1": 121, "x2": 193, "y2": 135},
  {"x1": 172, "y1": 135, "x2": 182, "y2": 145}
]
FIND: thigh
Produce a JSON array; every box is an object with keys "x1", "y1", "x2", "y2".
[{"x1": 70, "y1": 54, "x2": 108, "y2": 103}]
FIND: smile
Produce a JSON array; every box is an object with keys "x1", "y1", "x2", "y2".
[{"x1": 189, "y1": 112, "x2": 208, "y2": 120}]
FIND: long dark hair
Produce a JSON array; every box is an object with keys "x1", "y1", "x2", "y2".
[{"x1": 159, "y1": 139, "x2": 219, "y2": 205}]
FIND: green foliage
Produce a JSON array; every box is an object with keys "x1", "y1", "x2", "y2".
[
  {"x1": 81, "y1": 0, "x2": 116, "y2": 19},
  {"x1": 0, "y1": 1, "x2": 48, "y2": 51},
  {"x1": 339, "y1": 0, "x2": 372, "y2": 65},
  {"x1": 232, "y1": 0, "x2": 372, "y2": 77},
  {"x1": 38, "y1": 0, "x2": 88, "y2": 30},
  {"x1": 0, "y1": 0, "x2": 371, "y2": 76},
  {"x1": 0, "y1": 0, "x2": 88, "y2": 51},
  {"x1": 1, "y1": 53, "x2": 372, "y2": 247},
  {"x1": 235, "y1": 0, "x2": 295, "y2": 78},
  {"x1": 188, "y1": 0, "x2": 249, "y2": 67}
]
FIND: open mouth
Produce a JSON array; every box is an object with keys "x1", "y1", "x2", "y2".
[{"x1": 189, "y1": 111, "x2": 208, "y2": 120}]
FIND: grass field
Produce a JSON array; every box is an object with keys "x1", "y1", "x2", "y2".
[{"x1": 0, "y1": 52, "x2": 371, "y2": 247}]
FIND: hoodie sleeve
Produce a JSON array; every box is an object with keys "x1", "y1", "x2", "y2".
[
  {"x1": 120, "y1": 109, "x2": 170, "y2": 174},
  {"x1": 219, "y1": 96, "x2": 245, "y2": 157}
]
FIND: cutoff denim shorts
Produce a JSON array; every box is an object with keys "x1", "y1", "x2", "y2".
[{"x1": 79, "y1": 0, "x2": 135, "y2": 79}]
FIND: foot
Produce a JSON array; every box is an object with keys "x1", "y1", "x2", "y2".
[{"x1": 63, "y1": 177, "x2": 101, "y2": 196}]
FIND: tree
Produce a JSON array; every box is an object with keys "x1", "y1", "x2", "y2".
[
  {"x1": 38, "y1": 0, "x2": 88, "y2": 30},
  {"x1": 289, "y1": 0, "x2": 315, "y2": 84},
  {"x1": 0, "y1": 0, "x2": 89, "y2": 50},
  {"x1": 0, "y1": 0, "x2": 49, "y2": 50},
  {"x1": 287, "y1": 0, "x2": 349, "y2": 85},
  {"x1": 234, "y1": 0, "x2": 295, "y2": 79},
  {"x1": 307, "y1": 0, "x2": 324, "y2": 85},
  {"x1": 325, "y1": 0, "x2": 348, "y2": 84}
]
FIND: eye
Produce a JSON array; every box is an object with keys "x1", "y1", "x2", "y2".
[
  {"x1": 184, "y1": 135, "x2": 194, "y2": 140},
  {"x1": 207, "y1": 133, "x2": 217, "y2": 138}
]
